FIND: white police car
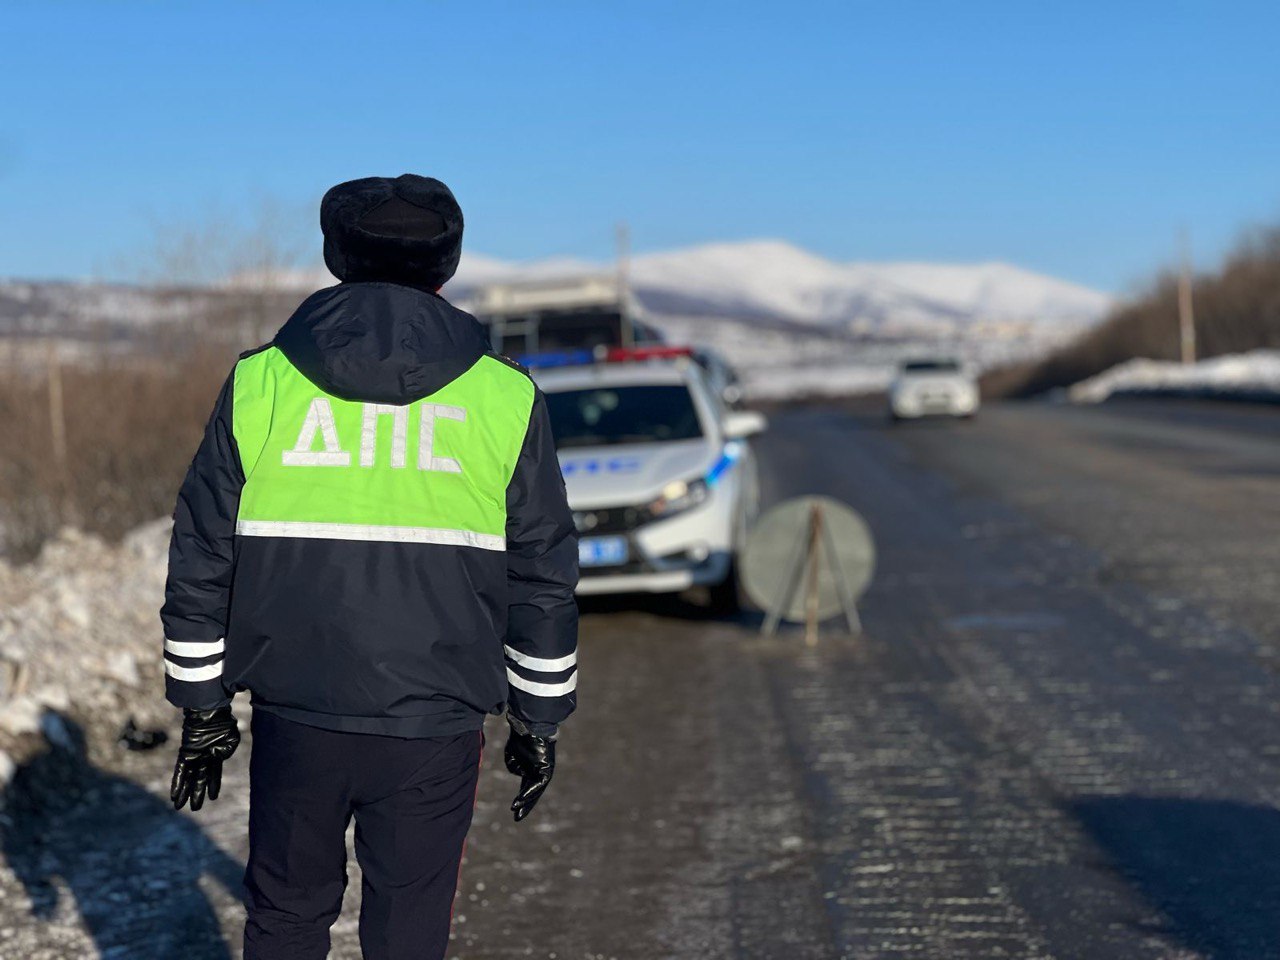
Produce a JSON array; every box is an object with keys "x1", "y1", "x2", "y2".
[{"x1": 533, "y1": 347, "x2": 765, "y2": 611}]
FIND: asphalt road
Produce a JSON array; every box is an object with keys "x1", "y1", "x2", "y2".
[{"x1": 4, "y1": 398, "x2": 1280, "y2": 960}]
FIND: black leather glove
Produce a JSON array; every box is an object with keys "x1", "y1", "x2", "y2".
[
  {"x1": 171, "y1": 706, "x2": 240, "y2": 812},
  {"x1": 504, "y1": 724, "x2": 556, "y2": 823}
]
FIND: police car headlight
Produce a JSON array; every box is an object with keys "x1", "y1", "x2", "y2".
[{"x1": 646, "y1": 477, "x2": 710, "y2": 520}]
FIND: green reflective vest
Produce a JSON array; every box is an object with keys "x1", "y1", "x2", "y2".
[{"x1": 231, "y1": 346, "x2": 535, "y2": 549}]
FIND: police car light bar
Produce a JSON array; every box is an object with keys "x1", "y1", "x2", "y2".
[
  {"x1": 604, "y1": 346, "x2": 694, "y2": 362},
  {"x1": 518, "y1": 349, "x2": 596, "y2": 369},
  {"x1": 518, "y1": 345, "x2": 694, "y2": 369}
]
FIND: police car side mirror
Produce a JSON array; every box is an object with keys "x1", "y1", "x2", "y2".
[{"x1": 722, "y1": 410, "x2": 766, "y2": 439}]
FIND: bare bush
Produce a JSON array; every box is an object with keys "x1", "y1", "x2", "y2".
[
  {"x1": 984, "y1": 226, "x2": 1280, "y2": 398},
  {"x1": 131, "y1": 198, "x2": 311, "y2": 289}
]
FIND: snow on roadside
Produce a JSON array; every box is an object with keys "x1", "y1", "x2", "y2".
[
  {"x1": 0, "y1": 520, "x2": 172, "y2": 781},
  {"x1": 652, "y1": 312, "x2": 1065, "y2": 401},
  {"x1": 1069, "y1": 350, "x2": 1280, "y2": 404}
]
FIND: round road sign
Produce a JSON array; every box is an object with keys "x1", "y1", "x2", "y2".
[{"x1": 742, "y1": 495, "x2": 876, "y2": 623}]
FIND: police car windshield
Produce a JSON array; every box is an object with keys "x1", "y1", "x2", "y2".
[{"x1": 545, "y1": 385, "x2": 703, "y2": 448}]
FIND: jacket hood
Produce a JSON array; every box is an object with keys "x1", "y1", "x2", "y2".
[{"x1": 274, "y1": 282, "x2": 490, "y2": 405}]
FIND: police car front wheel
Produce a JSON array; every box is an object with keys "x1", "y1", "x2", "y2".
[{"x1": 706, "y1": 561, "x2": 745, "y2": 617}]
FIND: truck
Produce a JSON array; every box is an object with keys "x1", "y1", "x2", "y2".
[{"x1": 463, "y1": 275, "x2": 664, "y2": 360}]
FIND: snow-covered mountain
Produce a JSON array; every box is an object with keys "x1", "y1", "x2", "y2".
[
  {"x1": 448, "y1": 239, "x2": 1110, "y2": 338},
  {"x1": 0, "y1": 240, "x2": 1110, "y2": 399},
  {"x1": 202, "y1": 238, "x2": 1110, "y2": 339},
  {"x1": 443, "y1": 240, "x2": 1111, "y2": 398}
]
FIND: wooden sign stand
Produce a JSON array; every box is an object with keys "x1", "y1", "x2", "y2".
[{"x1": 760, "y1": 500, "x2": 862, "y2": 644}]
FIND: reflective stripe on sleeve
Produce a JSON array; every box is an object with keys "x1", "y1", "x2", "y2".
[
  {"x1": 502, "y1": 645, "x2": 577, "y2": 672},
  {"x1": 235, "y1": 520, "x2": 505, "y2": 551},
  {"x1": 506, "y1": 669, "x2": 578, "y2": 698},
  {"x1": 164, "y1": 638, "x2": 225, "y2": 658},
  {"x1": 164, "y1": 660, "x2": 224, "y2": 682}
]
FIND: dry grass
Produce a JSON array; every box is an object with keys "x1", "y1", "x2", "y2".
[
  {"x1": 0, "y1": 341, "x2": 244, "y2": 560},
  {"x1": 0, "y1": 203, "x2": 313, "y2": 559}
]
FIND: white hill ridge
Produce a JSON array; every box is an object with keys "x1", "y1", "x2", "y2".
[
  {"x1": 450, "y1": 238, "x2": 1110, "y2": 333},
  {"x1": 233, "y1": 238, "x2": 1109, "y2": 335}
]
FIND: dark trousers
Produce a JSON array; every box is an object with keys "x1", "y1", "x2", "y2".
[{"x1": 243, "y1": 710, "x2": 482, "y2": 960}]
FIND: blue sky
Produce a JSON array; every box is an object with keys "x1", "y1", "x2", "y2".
[{"x1": 2, "y1": 1, "x2": 1278, "y2": 292}]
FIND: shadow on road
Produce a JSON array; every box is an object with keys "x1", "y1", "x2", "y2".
[
  {"x1": 1072, "y1": 795, "x2": 1280, "y2": 959},
  {"x1": 0, "y1": 712, "x2": 243, "y2": 959},
  {"x1": 578, "y1": 590, "x2": 758, "y2": 626}
]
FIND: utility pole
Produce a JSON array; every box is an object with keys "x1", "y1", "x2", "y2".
[
  {"x1": 46, "y1": 339, "x2": 70, "y2": 524},
  {"x1": 46, "y1": 340, "x2": 67, "y2": 474},
  {"x1": 615, "y1": 221, "x2": 632, "y2": 346},
  {"x1": 615, "y1": 221, "x2": 631, "y2": 298},
  {"x1": 1177, "y1": 227, "x2": 1196, "y2": 365}
]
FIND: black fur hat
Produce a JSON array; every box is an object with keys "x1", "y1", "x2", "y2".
[{"x1": 320, "y1": 174, "x2": 464, "y2": 289}]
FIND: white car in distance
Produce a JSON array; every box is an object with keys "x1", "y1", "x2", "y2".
[
  {"x1": 889, "y1": 358, "x2": 980, "y2": 421},
  {"x1": 533, "y1": 347, "x2": 765, "y2": 612}
]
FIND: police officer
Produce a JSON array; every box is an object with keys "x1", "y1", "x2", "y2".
[{"x1": 160, "y1": 174, "x2": 579, "y2": 960}]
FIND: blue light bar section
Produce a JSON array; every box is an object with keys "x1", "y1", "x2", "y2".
[
  {"x1": 517, "y1": 349, "x2": 596, "y2": 369},
  {"x1": 705, "y1": 440, "x2": 744, "y2": 487}
]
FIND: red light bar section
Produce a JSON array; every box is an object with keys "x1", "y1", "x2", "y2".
[{"x1": 605, "y1": 346, "x2": 694, "y2": 362}]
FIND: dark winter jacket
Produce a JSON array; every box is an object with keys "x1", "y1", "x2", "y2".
[{"x1": 160, "y1": 282, "x2": 579, "y2": 737}]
